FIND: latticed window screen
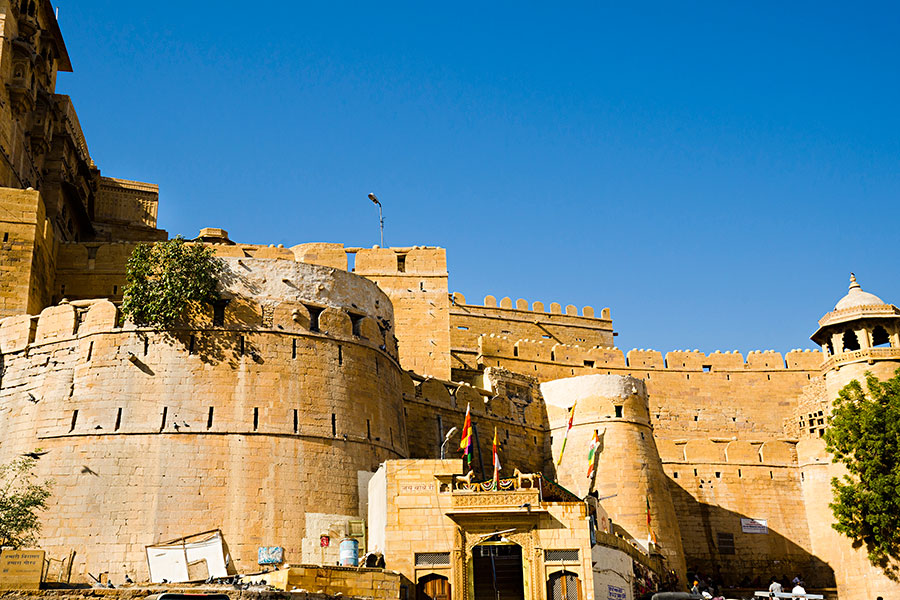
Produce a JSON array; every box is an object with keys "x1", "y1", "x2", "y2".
[
  {"x1": 544, "y1": 549, "x2": 580, "y2": 562},
  {"x1": 415, "y1": 552, "x2": 451, "y2": 566},
  {"x1": 716, "y1": 532, "x2": 735, "y2": 555}
]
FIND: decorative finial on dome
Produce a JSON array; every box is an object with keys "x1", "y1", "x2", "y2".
[{"x1": 849, "y1": 273, "x2": 860, "y2": 291}]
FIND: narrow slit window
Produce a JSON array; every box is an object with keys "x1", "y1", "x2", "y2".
[
  {"x1": 293, "y1": 409, "x2": 298, "y2": 433},
  {"x1": 338, "y1": 345, "x2": 343, "y2": 366},
  {"x1": 2, "y1": 232, "x2": 7, "y2": 242},
  {"x1": 253, "y1": 407, "x2": 259, "y2": 431},
  {"x1": 208, "y1": 407, "x2": 214, "y2": 429},
  {"x1": 367, "y1": 419, "x2": 371, "y2": 439},
  {"x1": 332, "y1": 413, "x2": 337, "y2": 436},
  {"x1": 143, "y1": 338, "x2": 149, "y2": 356},
  {"x1": 70, "y1": 409, "x2": 79, "y2": 432},
  {"x1": 160, "y1": 407, "x2": 167, "y2": 431},
  {"x1": 292, "y1": 338, "x2": 297, "y2": 359},
  {"x1": 239, "y1": 336, "x2": 245, "y2": 355},
  {"x1": 86, "y1": 341, "x2": 93, "y2": 361},
  {"x1": 115, "y1": 407, "x2": 122, "y2": 431},
  {"x1": 397, "y1": 254, "x2": 406, "y2": 272},
  {"x1": 189, "y1": 335, "x2": 196, "y2": 354}
]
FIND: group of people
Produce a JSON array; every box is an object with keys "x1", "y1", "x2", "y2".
[
  {"x1": 689, "y1": 576, "x2": 725, "y2": 600},
  {"x1": 768, "y1": 576, "x2": 807, "y2": 598}
]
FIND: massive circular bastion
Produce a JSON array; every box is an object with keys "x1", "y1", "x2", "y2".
[{"x1": 0, "y1": 257, "x2": 406, "y2": 580}]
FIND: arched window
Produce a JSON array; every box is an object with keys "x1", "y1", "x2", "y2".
[
  {"x1": 872, "y1": 325, "x2": 891, "y2": 348},
  {"x1": 842, "y1": 330, "x2": 860, "y2": 352},
  {"x1": 547, "y1": 571, "x2": 581, "y2": 600},
  {"x1": 417, "y1": 574, "x2": 450, "y2": 600}
]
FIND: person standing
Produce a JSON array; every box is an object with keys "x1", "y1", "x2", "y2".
[{"x1": 768, "y1": 577, "x2": 783, "y2": 597}]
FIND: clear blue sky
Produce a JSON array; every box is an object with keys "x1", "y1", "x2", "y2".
[{"x1": 54, "y1": 1, "x2": 899, "y2": 356}]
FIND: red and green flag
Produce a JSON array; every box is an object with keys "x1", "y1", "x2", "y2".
[
  {"x1": 646, "y1": 496, "x2": 657, "y2": 546},
  {"x1": 587, "y1": 429, "x2": 600, "y2": 479},
  {"x1": 556, "y1": 402, "x2": 576, "y2": 466},
  {"x1": 492, "y1": 427, "x2": 501, "y2": 490},
  {"x1": 459, "y1": 403, "x2": 473, "y2": 466}
]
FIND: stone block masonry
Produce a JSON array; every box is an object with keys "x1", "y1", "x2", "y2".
[{"x1": 0, "y1": 259, "x2": 406, "y2": 582}]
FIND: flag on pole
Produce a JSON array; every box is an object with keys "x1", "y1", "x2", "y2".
[
  {"x1": 587, "y1": 429, "x2": 600, "y2": 479},
  {"x1": 492, "y1": 427, "x2": 501, "y2": 490},
  {"x1": 459, "y1": 403, "x2": 473, "y2": 466},
  {"x1": 556, "y1": 402, "x2": 576, "y2": 466},
  {"x1": 646, "y1": 496, "x2": 657, "y2": 546}
]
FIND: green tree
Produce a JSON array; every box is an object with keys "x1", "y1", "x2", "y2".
[
  {"x1": 824, "y1": 368, "x2": 900, "y2": 580},
  {"x1": 0, "y1": 454, "x2": 53, "y2": 548},
  {"x1": 121, "y1": 236, "x2": 223, "y2": 328}
]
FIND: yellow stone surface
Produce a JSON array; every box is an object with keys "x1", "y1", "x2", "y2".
[{"x1": 0, "y1": 550, "x2": 45, "y2": 590}]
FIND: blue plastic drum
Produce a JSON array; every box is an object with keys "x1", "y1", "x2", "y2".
[{"x1": 339, "y1": 538, "x2": 359, "y2": 566}]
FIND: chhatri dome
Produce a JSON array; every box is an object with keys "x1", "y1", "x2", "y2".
[{"x1": 834, "y1": 273, "x2": 886, "y2": 310}]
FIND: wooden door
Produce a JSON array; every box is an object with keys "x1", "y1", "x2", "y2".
[{"x1": 418, "y1": 574, "x2": 451, "y2": 600}]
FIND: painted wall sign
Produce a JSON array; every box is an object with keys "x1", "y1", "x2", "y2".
[
  {"x1": 741, "y1": 518, "x2": 769, "y2": 534},
  {"x1": 0, "y1": 550, "x2": 45, "y2": 590},
  {"x1": 607, "y1": 584, "x2": 627, "y2": 600}
]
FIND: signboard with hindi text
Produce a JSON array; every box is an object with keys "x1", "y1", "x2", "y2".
[
  {"x1": 0, "y1": 549, "x2": 45, "y2": 590},
  {"x1": 741, "y1": 518, "x2": 769, "y2": 534}
]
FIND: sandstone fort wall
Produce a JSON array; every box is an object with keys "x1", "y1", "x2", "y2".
[
  {"x1": 657, "y1": 439, "x2": 833, "y2": 588},
  {"x1": 477, "y1": 335, "x2": 822, "y2": 440},
  {"x1": 0, "y1": 188, "x2": 56, "y2": 317},
  {"x1": 0, "y1": 259, "x2": 406, "y2": 582},
  {"x1": 449, "y1": 293, "x2": 614, "y2": 374}
]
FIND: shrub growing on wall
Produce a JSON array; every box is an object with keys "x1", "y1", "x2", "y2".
[
  {"x1": 825, "y1": 368, "x2": 900, "y2": 580},
  {"x1": 0, "y1": 453, "x2": 53, "y2": 548},
  {"x1": 121, "y1": 236, "x2": 223, "y2": 328}
]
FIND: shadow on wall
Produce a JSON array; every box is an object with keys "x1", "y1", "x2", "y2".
[{"x1": 667, "y1": 478, "x2": 835, "y2": 589}]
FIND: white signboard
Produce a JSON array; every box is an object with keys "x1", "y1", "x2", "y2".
[{"x1": 741, "y1": 518, "x2": 768, "y2": 534}]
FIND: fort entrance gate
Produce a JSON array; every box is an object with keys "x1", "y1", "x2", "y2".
[{"x1": 472, "y1": 542, "x2": 525, "y2": 600}]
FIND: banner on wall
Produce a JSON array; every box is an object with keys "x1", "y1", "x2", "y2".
[{"x1": 740, "y1": 518, "x2": 768, "y2": 534}]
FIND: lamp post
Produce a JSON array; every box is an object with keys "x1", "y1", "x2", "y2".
[
  {"x1": 440, "y1": 426, "x2": 458, "y2": 459},
  {"x1": 368, "y1": 193, "x2": 384, "y2": 247}
]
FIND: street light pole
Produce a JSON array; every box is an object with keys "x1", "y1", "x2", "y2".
[
  {"x1": 368, "y1": 193, "x2": 384, "y2": 247},
  {"x1": 440, "y1": 426, "x2": 459, "y2": 459}
]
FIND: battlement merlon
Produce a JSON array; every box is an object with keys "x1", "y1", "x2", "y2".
[
  {"x1": 477, "y1": 335, "x2": 824, "y2": 372},
  {"x1": 451, "y1": 292, "x2": 610, "y2": 321}
]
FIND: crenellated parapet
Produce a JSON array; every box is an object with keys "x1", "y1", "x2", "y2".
[
  {"x1": 451, "y1": 292, "x2": 607, "y2": 319},
  {"x1": 476, "y1": 334, "x2": 823, "y2": 372}
]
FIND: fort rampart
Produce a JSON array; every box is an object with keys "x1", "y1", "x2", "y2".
[
  {"x1": 657, "y1": 438, "x2": 833, "y2": 588},
  {"x1": 477, "y1": 335, "x2": 823, "y2": 440},
  {"x1": 0, "y1": 258, "x2": 405, "y2": 581},
  {"x1": 449, "y1": 293, "x2": 614, "y2": 374}
]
